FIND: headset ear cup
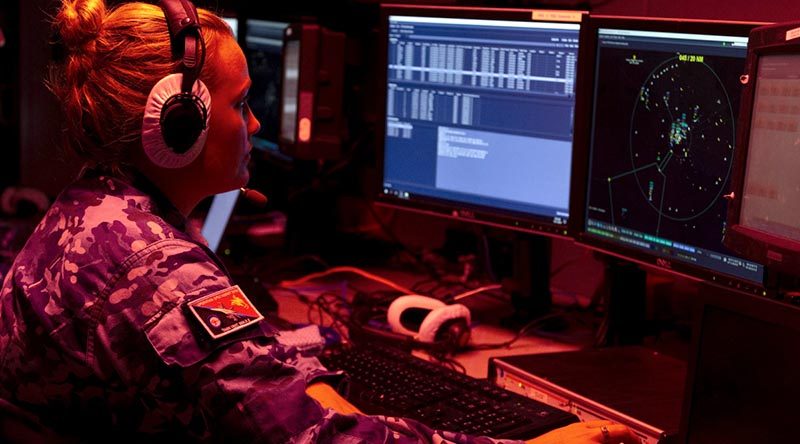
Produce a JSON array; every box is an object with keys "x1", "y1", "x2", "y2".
[
  {"x1": 417, "y1": 303, "x2": 471, "y2": 345},
  {"x1": 142, "y1": 73, "x2": 211, "y2": 169},
  {"x1": 161, "y1": 93, "x2": 207, "y2": 153},
  {"x1": 434, "y1": 318, "x2": 471, "y2": 349}
]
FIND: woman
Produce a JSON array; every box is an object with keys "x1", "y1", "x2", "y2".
[{"x1": 0, "y1": 0, "x2": 638, "y2": 443}]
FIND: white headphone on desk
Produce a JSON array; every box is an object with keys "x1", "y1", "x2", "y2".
[{"x1": 387, "y1": 295, "x2": 472, "y2": 348}]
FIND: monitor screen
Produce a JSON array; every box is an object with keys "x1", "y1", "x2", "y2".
[
  {"x1": 244, "y1": 19, "x2": 289, "y2": 150},
  {"x1": 201, "y1": 189, "x2": 239, "y2": 253},
  {"x1": 223, "y1": 17, "x2": 238, "y2": 40},
  {"x1": 723, "y1": 21, "x2": 800, "y2": 276},
  {"x1": 578, "y1": 18, "x2": 764, "y2": 289},
  {"x1": 377, "y1": 7, "x2": 584, "y2": 237},
  {"x1": 739, "y1": 54, "x2": 800, "y2": 242}
]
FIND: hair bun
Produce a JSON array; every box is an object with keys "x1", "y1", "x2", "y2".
[{"x1": 55, "y1": 0, "x2": 106, "y2": 51}]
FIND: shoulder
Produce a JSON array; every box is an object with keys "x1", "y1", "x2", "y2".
[
  {"x1": 55, "y1": 174, "x2": 191, "y2": 259},
  {"x1": 12, "y1": 174, "x2": 223, "y2": 304}
]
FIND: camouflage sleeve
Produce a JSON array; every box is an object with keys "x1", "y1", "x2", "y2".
[{"x1": 100, "y1": 238, "x2": 521, "y2": 443}]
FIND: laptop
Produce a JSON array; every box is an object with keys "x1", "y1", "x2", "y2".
[
  {"x1": 679, "y1": 283, "x2": 800, "y2": 443},
  {"x1": 200, "y1": 190, "x2": 239, "y2": 253}
]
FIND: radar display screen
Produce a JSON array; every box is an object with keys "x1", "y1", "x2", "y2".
[{"x1": 584, "y1": 26, "x2": 763, "y2": 285}]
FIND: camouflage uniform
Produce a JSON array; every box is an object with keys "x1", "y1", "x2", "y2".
[{"x1": 0, "y1": 171, "x2": 521, "y2": 444}]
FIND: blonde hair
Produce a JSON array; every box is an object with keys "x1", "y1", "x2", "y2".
[{"x1": 49, "y1": 0, "x2": 233, "y2": 170}]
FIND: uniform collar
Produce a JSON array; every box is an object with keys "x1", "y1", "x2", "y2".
[{"x1": 82, "y1": 167, "x2": 188, "y2": 232}]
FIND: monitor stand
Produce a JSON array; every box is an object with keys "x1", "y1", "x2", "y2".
[
  {"x1": 508, "y1": 234, "x2": 552, "y2": 323},
  {"x1": 598, "y1": 258, "x2": 647, "y2": 346},
  {"x1": 442, "y1": 229, "x2": 554, "y2": 325}
]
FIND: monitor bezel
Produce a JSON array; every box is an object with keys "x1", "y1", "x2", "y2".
[
  {"x1": 569, "y1": 15, "x2": 767, "y2": 293},
  {"x1": 724, "y1": 21, "x2": 800, "y2": 276},
  {"x1": 375, "y1": 4, "x2": 589, "y2": 239}
]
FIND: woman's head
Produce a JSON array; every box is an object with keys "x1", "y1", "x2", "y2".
[
  {"x1": 198, "y1": 34, "x2": 260, "y2": 193},
  {"x1": 50, "y1": 0, "x2": 237, "y2": 171}
]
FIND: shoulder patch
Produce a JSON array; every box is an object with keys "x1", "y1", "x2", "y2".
[{"x1": 186, "y1": 285, "x2": 264, "y2": 340}]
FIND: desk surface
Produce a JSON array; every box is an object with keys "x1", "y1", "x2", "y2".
[{"x1": 272, "y1": 268, "x2": 580, "y2": 378}]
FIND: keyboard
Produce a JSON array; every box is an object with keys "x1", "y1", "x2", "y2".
[{"x1": 319, "y1": 344, "x2": 578, "y2": 440}]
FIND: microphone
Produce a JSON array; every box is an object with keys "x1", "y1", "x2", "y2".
[{"x1": 240, "y1": 187, "x2": 268, "y2": 207}]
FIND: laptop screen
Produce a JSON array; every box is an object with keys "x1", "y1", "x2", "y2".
[
  {"x1": 201, "y1": 190, "x2": 239, "y2": 253},
  {"x1": 682, "y1": 287, "x2": 800, "y2": 442}
]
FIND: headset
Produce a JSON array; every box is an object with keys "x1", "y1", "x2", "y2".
[
  {"x1": 141, "y1": 0, "x2": 211, "y2": 169},
  {"x1": 350, "y1": 295, "x2": 471, "y2": 354}
]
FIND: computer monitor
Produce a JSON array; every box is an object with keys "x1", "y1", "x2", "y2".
[
  {"x1": 725, "y1": 21, "x2": 800, "y2": 276},
  {"x1": 223, "y1": 16, "x2": 238, "y2": 40},
  {"x1": 279, "y1": 23, "x2": 345, "y2": 160},
  {"x1": 680, "y1": 282, "x2": 800, "y2": 442},
  {"x1": 376, "y1": 5, "x2": 588, "y2": 239},
  {"x1": 572, "y1": 16, "x2": 765, "y2": 293},
  {"x1": 201, "y1": 189, "x2": 239, "y2": 253},
  {"x1": 244, "y1": 19, "x2": 290, "y2": 151},
  {"x1": 244, "y1": 18, "x2": 345, "y2": 159}
]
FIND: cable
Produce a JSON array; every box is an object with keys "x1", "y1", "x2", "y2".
[
  {"x1": 363, "y1": 201, "x2": 441, "y2": 279},
  {"x1": 452, "y1": 284, "x2": 503, "y2": 302},
  {"x1": 279, "y1": 265, "x2": 416, "y2": 295},
  {"x1": 427, "y1": 352, "x2": 467, "y2": 374},
  {"x1": 468, "y1": 312, "x2": 566, "y2": 351},
  {"x1": 479, "y1": 230, "x2": 498, "y2": 283},
  {"x1": 307, "y1": 291, "x2": 353, "y2": 342},
  {"x1": 409, "y1": 275, "x2": 510, "y2": 304}
]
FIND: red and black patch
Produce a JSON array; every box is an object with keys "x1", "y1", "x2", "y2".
[{"x1": 186, "y1": 285, "x2": 264, "y2": 339}]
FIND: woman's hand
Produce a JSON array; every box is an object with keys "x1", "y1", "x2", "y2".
[
  {"x1": 525, "y1": 420, "x2": 640, "y2": 444},
  {"x1": 305, "y1": 382, "x2": 363, "y2": 415}
]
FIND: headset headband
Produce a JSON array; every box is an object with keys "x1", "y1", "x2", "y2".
[{"x1": 158, "y1": 0, "x2": 204, "y2": 94}]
